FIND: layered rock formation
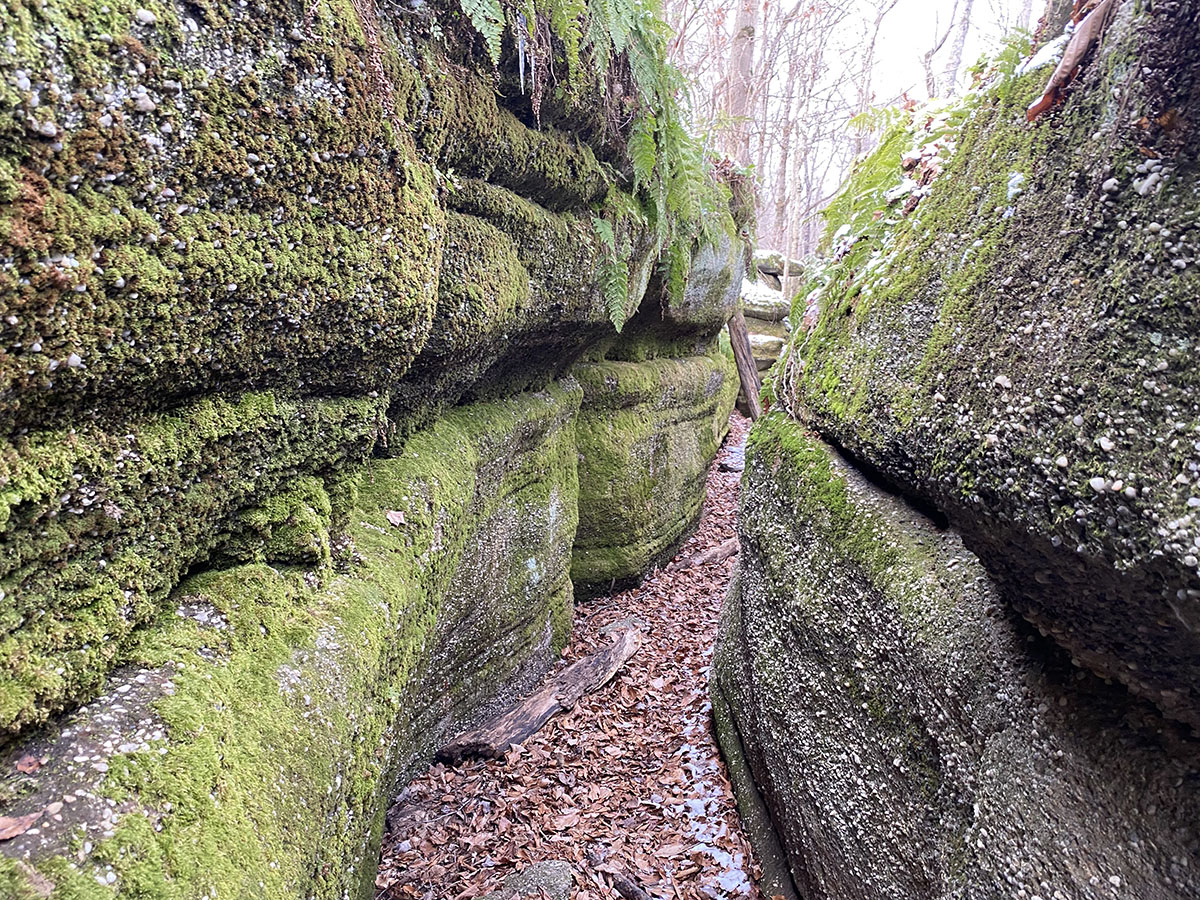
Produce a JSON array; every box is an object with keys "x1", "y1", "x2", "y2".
[
  {"x1": 716, "y1": 3, "x2": 1200, "y2": 897},
  {"x1": 0, "y1": 0, "x2": 742, "y2": 896}
]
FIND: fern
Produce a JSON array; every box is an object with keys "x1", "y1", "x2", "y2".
[
  {"x1": 662, "y1": 236, "x2": 691, "y2": 305},
  {"x1": 460, "y1": 0, "x2": 505, "y2": 64},
  {"x1": 456, "y1": 0, "x2": 735, "y2": 330},
  {"x1": 627, "y1": 114, "x2": 657, "y2": 189},
  {"x1": 546, "y1": 0, "x2": 585, "y2": 85},
  {"x1": 593, "y1": 217, "x2": 630, "y2": 330}
]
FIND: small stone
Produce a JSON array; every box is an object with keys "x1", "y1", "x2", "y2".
[
  {"x1": 1098, "y1": 436, "x2": 1115, "y2": 452},
  {"x1": 1089, "y1": 476, "x2": 1107, "y2": 493},
  {"x1": 67, "y1": 352, "x2": 83, "y2": 368},
  {"x1": 1056, "y1": 455, "x2": 1069, "y2": 468},
  {"x1": 1072, "y1": 415, "x2": 1084, "y2": 427},
  {"x1": 135, "y1": 8, "x2": 156, "y2": 24},
  {"x1": 994, "y1": 374, "x2": 1012, "y2": 390},
  {"x1": 134, "y1": 94, "x2": 156, "y2": 113},
  {"x1": 36, "y1": 120, "x2": 58, "y2": 138},
  {"x1": 1101, "y1": 177, "x2": 1120, "y2": 192}
]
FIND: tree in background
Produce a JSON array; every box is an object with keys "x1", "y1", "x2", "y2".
[{"x1": 666, "y1": 0, "x2": 1033, "y2": 261}]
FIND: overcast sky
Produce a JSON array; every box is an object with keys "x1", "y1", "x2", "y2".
[{"x1": 867, "y1": 0, "x2": 1036, "y2": 101}]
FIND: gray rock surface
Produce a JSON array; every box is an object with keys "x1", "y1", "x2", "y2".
[{"x1": 714, "y1": 418, "x2": 1200, "y2": 900}]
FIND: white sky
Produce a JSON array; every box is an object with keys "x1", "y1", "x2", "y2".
[{"x1": 864, "y1": 0, "x2": 1034, "y2": 102}]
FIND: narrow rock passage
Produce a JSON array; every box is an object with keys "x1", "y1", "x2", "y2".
[{"x1": 376, "y1": 414, "x2": 760, "y2": 900}]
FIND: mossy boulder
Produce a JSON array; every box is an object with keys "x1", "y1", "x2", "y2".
[
  {"x1": 740, "y1": 278, "x2": 790, "y2": 322},
  {"x1": 388, "y1": 177, "x2": 654, "y2": 432},
  {"x1": 571, "y1": 350, "x2": 737, "y2": 596},
  {"x1": 0, "y1": 382, "x2": 581, "y2": 900},
  {"x1": 774, "y1": 3, "x2": 1200, "y2": 727},
  {"x1": 713, "y1": 414, "x2": 1200, "y2": 899}
]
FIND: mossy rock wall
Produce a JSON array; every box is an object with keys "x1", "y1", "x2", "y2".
[
  {"x1": 713, "y1": 415, "x2": 1200, "y2": 899},
  {"x1": 571, "y1": 349, "x2": 738, "y2": 596},
  {"x1": 775, "y1": 2, "x2": 1200, "y2": 728},
  {"x1": 0, "y1": 0, "x2": 745, "y2": 895},
  {"x1": 0, "y1": 0, "x2": 672, "y2": 733},
  {"x1": 0, "y1": 381, "x2": 580, "y2": 900}
]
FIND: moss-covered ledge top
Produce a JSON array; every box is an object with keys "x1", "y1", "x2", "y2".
[{"x1": 774, "y1": 3, "x2": 1200, "y2": 728}]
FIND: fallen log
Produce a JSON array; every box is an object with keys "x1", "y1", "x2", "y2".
[
  {"x1": 667, "y1": 537, "x2": 738, "y2": 571},
  {"x1": 437, "y1": 629, "x2": 642, "y2": 764},
  {"x1": 727, "y1": 311, "x2": 763, "y2": 421},
  {"x1": 586, "y1": 851, "x2": 653, "y2": 900}
]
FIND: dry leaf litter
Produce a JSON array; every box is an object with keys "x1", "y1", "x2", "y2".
[{"x1": 376, "y1": 414, "x2": 762, "y2": 900}]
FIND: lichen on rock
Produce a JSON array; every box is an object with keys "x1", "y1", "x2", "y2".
[{"x1": 714, "y1": 415, "x2": 1200, "y2": 899}]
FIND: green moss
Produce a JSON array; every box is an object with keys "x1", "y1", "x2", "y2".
[
  {"x1": 0, "y1": 391, "x2": 386, "y2": 735},
  {"x1": 0, "y1": 0, "x2": 443, "y2": 434},
  {"x1": 224, "y1": 476, "x2": 336, "y2": 568},
  {"x1": 571, "y1": 350, "x2": 737, "y2": 593},
  {"x1": 1, "y1": 382, "x2": 582, "y2": 900},
  {"x1": 745, "y1": 413, "x2": 965, "y2": 631}
]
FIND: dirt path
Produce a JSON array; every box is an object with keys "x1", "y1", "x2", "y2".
[{"x1": 375, "y1": 414, "x2": 759, "y2": 900}]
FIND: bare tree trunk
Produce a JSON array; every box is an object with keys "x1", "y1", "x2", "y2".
[
  {"x1": 941, "y1": 0, "x2": 975, "y2": 96},
  {"x1": 725, "y1": 0, "x2": 757, "y2": 163},
  {"x1": 854, "y1": 0, "x2": 899, "y2": 155},
  {"x1": 1019, "y1": 0, "x2": 1034, "y2": 30},
  {"x1": 921, "y1": 0, "x2": 959, "y2": 98}
]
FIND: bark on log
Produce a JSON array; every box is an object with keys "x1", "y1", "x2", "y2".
[
  {"x1": 728, "y1": 311, "x2": 763, "y2": 421},
  {"x1": 437, "y1": 629, "x2": 642, "y2": 763},
  {"x1": 668, "y1": 537, "x2": 738, "y2": 571},
  {"x1": 586, "y1": 851, "x2": 653, "y2": 900}
]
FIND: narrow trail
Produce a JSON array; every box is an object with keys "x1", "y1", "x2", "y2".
[{"x1": 376, "y1": 414, "x2": 760, "y2": 900}]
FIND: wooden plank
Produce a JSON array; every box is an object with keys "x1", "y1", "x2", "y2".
[
  {"x1": 437, "y1": 629, "x2": 643, "y2": 764},
  {"x1": 727, "y1": 310, "x2": 763, "y2": 420}
]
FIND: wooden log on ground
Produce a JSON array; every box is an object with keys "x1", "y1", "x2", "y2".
[
  {"x1": 437, "y1": 629, "x2": 642, "y2": 764},
  {"x1": 586, "y1": 851, "x2": 653, "y2": 900},
  {"x1": 727, "y1": 311, "x2": 763, "y2": 421},
  {"x1": 667, "y1": 537, "x2": 738, "y2": 572}
]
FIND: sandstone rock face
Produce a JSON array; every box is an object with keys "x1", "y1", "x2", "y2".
[
  {"x1": 716, "y1": 3, "x2": 1200, "y2": 898},
  {"x1": 715, "y1": 418, "x2": 1200, "y2": 900},
  {"x1": 0, "y1": 0, "x2": 744, "y2": 895},
  {"x1": 572, "y1": 351, "x2": 738, "y2": 597},
  {"x1": 2, "y1": 384, "x2": 582, "y2": 900},
  {"x1": 773, "y1": 1, "x2": 1200, "y2": 727}
]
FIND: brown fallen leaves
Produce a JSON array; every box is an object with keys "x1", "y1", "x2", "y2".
[
  {"x1": 1027, "y1": 0, "x2": 1116, "y2": 121},
  {"x1": 376, "y1": 415, "x2": 760, "y2": 900},
  {"x1": 0, "y1": 811, "x2": 43, "y2": 841}
]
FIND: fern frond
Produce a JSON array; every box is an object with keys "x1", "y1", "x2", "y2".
[
  {"x1": 627, "y1": 114, "x2": 657, "y2": 189},
  {"x1": 662, "y1": 236, "x2": 691, "y2": 304},
  {"x1": 547, "y1": 0, "x2": 585, "y2": 84},
  {"x1": 602, "y1": 256, "x2": 630, "y2": 330},
  {"x1": 460, "y1": 0, "x2": 505, "y2": 63}
]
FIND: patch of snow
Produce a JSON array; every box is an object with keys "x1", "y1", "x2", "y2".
[
  {"x1": 884, "y1": 178, "x2": 918, "y2": 203},
  {"x1": 1016, "y1": 33, "x2": 1071, "y2": 76},
  {"x1": 1006, "y1": 172, "x2": 1026, "y2": 201}
]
